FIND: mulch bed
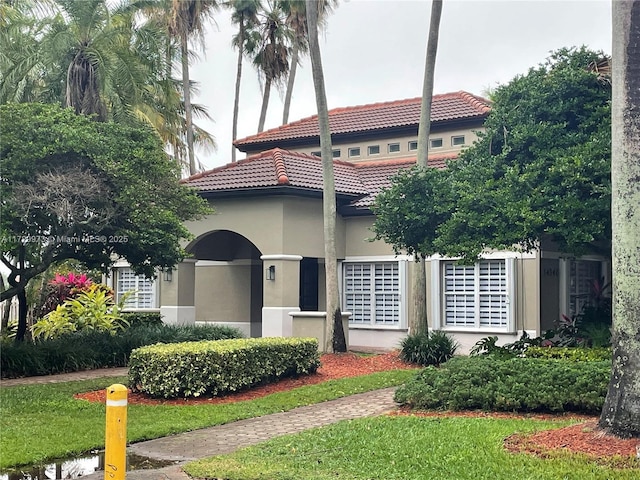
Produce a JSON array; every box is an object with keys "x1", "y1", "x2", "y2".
[{"x1": 74, "y1": 352, "x2": 640, "y2": 464}]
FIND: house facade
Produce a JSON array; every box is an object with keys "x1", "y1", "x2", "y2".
[{"x1": 110, "y1": 91, "x2": 609, "y2": 353}]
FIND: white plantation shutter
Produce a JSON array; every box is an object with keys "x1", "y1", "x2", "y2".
[
  {"x1": 344, "y1": 262, "x2": 400, "y2": 326},
  {"x1": 116, "y1": 268, "x2": 155, "y2": 309},
  {"x1": 441, "y1": 259, "x2": 514, "y2": 330}
]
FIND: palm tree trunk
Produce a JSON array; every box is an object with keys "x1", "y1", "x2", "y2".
[
  {"x1": 411, "y1": 0, "x2": 442, "y2": 334},
  {"x1": 232, "y1": 23, "x2": 245, "y2": 162},
  {"x1": 257, "y1": 77, "x2": 271, "y2": 133},
  {"x1": 599, "y1": 0, "x2": 640, "y2": 438},
  {"x1": 181, "y1": 32, "x2": 196, "y2": 175},
  {"x1": 305, "y1": 0, "x2": 346, "y2": 353},
  {"x1": 282, "y1": 42, "x2": 299, "y2": 125}
]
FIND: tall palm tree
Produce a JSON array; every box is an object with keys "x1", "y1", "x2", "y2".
[
  {"x1": 411, "y1": 0, "x2": 442, "y2": 334},
  {"x1": 170, "y1": 0, "x2": 219, "y2": 175},
  {"x1": 305, "y1": 0, "x2": 345, "y2": 353},
  {"x1": 280, "y1": 0, "x2": 335, "y2": 125},
  {"x1": 599, "y1": 0, "x2": 640, "y2": 438},
  {"x1": 228, "y1": 0, "x2": 262, "y2": 162},
  {"x1": 253, "y1": 0, "x2": 291, "y2": 133}
]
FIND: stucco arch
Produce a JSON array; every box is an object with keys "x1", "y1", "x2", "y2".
[{"x1": 187, "y1": 229, "x2": 263, "y2": 337}]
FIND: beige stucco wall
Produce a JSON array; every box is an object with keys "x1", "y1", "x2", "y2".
[
  {"x1": 241, "y1": 127, "x2": 484, "y2": 162},
  {"x1": 194, "y1": 262, "x2": 252, "y2": 322},
  {"x1": 344, "y1": 216, "x2": 396, "y2": 257}
]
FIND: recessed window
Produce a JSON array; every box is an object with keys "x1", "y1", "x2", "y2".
[
  {"x1": 430, "y1": 138, "x2": 443, "y2": 148},
  {"x1": 116, "y1": 268, "x2": 156, "y2": 309},
  {"x1": 452, "y1": 135, "x2": 466, "y2": 146},
  {"x1": 332, "y1": 149, "x2": 341, "y2": 158},
  {"x1": 408, "y1": 141, "x2": 418, "y2": 151},
  {"x1": 311, "y1": 151, "x2": 321, "y2": 157},
  {"x1": 367, "y1": 145, "x2": 380, "y2": 156},
  {"x1": 388, "y1": 143, "x2": 400, "y2": 153},
  {"x1": 348, "y1": 147, "x2": 361, "y2": 157},
  {"x1": 344, "y1": 262, "x2": 401, "y2": 326}
]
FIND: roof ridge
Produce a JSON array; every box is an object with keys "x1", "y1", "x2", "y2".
[
  {"x1": 457, "y1": 91, "x2": 492, "y2": 113},
  {"x1": 272, "y1": 149, "x2": 289, "y2": 185}
]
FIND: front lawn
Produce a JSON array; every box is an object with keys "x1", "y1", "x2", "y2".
[
  {"x1": 184, "y1": 415, "x2": 640, "y2": 480},
  {"x1": 0, "y1": 369, "x2": 414, "y2": 469}
]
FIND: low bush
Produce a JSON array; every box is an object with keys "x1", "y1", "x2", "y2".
[
  {"x1": 129, "y1": 337, "x2": 320, "y2": 398},
  {"x1": 524, "y1": 346, "x2": 611, "y2": 361},
  {"x1": 394, "y1": 356, "x2": 610, "y2": 414},
  {"x1": 0, "y1": 323, "x2": 243, "y2": 378},
  {"x1": 399, "y1": 330, "x2": 458, "y2": 366},
  {"x1": 121, "y1": 312, "x2": 163, "y2": 327}
]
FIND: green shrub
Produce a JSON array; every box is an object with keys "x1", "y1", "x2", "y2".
[
  {"x1": 394, "y1": 356, "x2": 610, "y2": 414},
  {"x1": 524, "y1": 346, "x2": 611, "y2": 361},
  {"x1": 399, "y1": 330, "x2": 458, "y2": 366},
  {"x1": 129, "y1": 337, "x2": 320, "y2": 398},
  {"x1": 1, "y1": 323, "x2": 243, "y2": 378},
  {"x1": 121, "y1": 312, "x2": 163, "y2": 327}
]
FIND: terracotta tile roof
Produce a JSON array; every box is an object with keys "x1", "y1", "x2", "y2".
[
  {"x1": 185, "y1": 150, "x2": 458, "y2": 212},
  {"x1": 350, "y1": 153, "x2": 458, "y2": 208},
  {"x1": 185, "y1": 149, "x2": 368, "y2": 196},
  {"x1": 234, "y1": 91, "x2": 490, "y2": 149}
]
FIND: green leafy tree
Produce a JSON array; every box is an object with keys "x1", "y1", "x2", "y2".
[
  {"x1": 0, "y1": 103, "x2": 210, "y2": 341},
  {"x1": 599, "y1": 1, "x2": 640, "y2": 438},
  {"x1": 374, "y1": 47, "x2": 611, "y2": 264}
]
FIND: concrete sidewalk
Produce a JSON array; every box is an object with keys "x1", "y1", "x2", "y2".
[{"x1": 2, "y1": 368, "x2": 399, "y2": 480}]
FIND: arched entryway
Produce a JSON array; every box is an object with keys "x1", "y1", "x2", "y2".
[{"x1": 187, "y1": 230, "x2": 263, "y2": 337}]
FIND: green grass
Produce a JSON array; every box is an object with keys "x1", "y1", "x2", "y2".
[
  {"x1": 0, "y1": 369, "x2": 414, "y2": 469},
  {"x1": 184, "y1": 416, "x2": 640, "y2": 480}
]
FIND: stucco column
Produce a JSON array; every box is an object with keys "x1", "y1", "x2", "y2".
[
  {"x1": 159, "y1": 259, "x2": 197, "y2": 326},
  {"x1": 261, "y1": 254, "x2": 302, "y2": 337}
]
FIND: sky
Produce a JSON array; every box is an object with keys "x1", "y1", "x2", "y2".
[{"x1": 190, "y1": 0, "x2": 612, "y2": 170}]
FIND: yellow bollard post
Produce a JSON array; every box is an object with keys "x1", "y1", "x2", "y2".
[{"x1": 104, "y1": 384, "x2": 128, "y2": 480}]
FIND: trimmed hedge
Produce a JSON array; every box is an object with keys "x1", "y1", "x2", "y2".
[
  {"x1": 129, "y1": 337, "x2": 320, "y2": 399},
  {"x1": 524, "y1": 346, "x2": 611, "y2": 362},
  {"x1": 1, "y1": 323, "x2": 243, "y2": 378},
  {"x1": 394, "y1": 356, "x2": 610, "y2": 414}
]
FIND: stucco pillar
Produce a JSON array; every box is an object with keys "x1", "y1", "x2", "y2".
[
  {"x1": 261, "y1": 254, "x2": 302, "y2": 337},
  {"x1": 159, "y1": 259, "x2": 197, "y2": 326}
]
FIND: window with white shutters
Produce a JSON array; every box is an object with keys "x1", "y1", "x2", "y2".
[
  {"x1": 116, "y1": 268, "x2": 156, "y2": 309},
  {"x1": 443, "y1": 260, "x2": 509, "y2": 329},
  {"x1": 344, "y1": 262, "x2": 400, "y2": 326}
]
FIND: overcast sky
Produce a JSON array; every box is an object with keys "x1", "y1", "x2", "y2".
[{"x1": 190, "y1": 0, "x2": 612, "y2": 170}]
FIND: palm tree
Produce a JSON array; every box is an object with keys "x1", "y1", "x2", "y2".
[
  {"x1": 599, "y1": 0, "x2": 640, "y2": 438},
  {"x1": 280, "y1": 0, "x2": 335, "y2": 125},
  {"x1": 304, "y1": 0, "x2": 345, "y2": 353},
  {"x1": 253, "y1": 0, "x2": 291, "y2": 133},
  {"x1": 228, "y1": 0, "x2": 262, "y2": 162},
  {"x1": 411, "y1": 0, "x2": 442, "y2": 334},
  {"x1": 169, "y1": 0, "x2": 219, "y2": 175}
]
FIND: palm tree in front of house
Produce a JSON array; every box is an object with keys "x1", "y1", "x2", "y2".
[
  {"x1": 599, "y1": 0, "x2": 640, "y2": 439},
  {"x1": 169, "y1": 0, "x2": 219, "y2": 175},
  {"x1": 411, "y1": 0, "x2": 443, "y2": 334},
  {"x1": 304, "y1": 0, "x2": 346, "y2": 353},
  {"x1": 280, "y1": 0, "x2": 336, "y2": 125},
  {"x1": 253, "y1": 0, "x2": 291, "y2": 133},
  {"x1": 228, "y1": 0, "x2": 262, "y2": 162}
]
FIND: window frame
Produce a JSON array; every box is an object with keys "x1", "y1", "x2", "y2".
[
  {"x1": 408, "y1": 140, "x2": 418, "y2": 151},
  {"x1": 451, "y1": 135, "x2": 466, "y2": 146},
  {"x1": 431, "y1": 257, "x2": 516, "y2": 333},
  {"x1": 341, "y1": 257, "x2": 408, "y2": 330},
  {"x1": 430, "y1": 138, "x2": 443, "y2": 148},
  {"x1": 332, "y1": 149, "x2": 341, "y2": 158},
  {"x1": 348, "y1": 147, "x2": 361, "y2": 158},
  {"x1": 114, "y1": 266, "x2": 158, "y2": 310},
  {"x1": 367, "y1": 145, "x2": 381, "y2": 156},
  {"x1": 387, "y1": 142, "x2": 401, "y2": 154}
]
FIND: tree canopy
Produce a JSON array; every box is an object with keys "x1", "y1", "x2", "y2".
[
  {"x1": 0, "y1": 102, "x2": 210, "y2": 303},
  {"x1": 373, "y1": 47, "x2": 611, "y2": 262}
]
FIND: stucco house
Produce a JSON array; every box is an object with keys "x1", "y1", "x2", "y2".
[{"x1": 109, "y1": 91, "x2": 609, "y2": 353}]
